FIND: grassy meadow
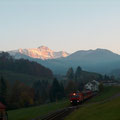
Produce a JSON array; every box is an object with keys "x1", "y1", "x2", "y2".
[
  {"x1": 88, "y1": 86, "x2": 120, "y2": 102},
  {"x1": 8, "y1": 100, "x2": 69, "y2": 120},
  {"x1": 65, "y1": 86, "x2": 120, "y2": 120}
]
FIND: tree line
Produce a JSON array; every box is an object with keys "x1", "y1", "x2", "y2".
[
  {"x1": 0, "y1": 52, "x2": 53, "y2": 79},
  {"x1": 0, "y1": 66, "x2": 115, "y2": 110},
  {"x1": 0, "y1": 76, "x2": 65, "y2": 110}
]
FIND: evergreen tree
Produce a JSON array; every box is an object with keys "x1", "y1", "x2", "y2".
[
  {"x1": 75, "y1": 66, "x2": 82, "y2": 81},
  {"x1": 104, "y1": 75, "x2": 110, "y2": 81},
  {"x1": 50, "y1": 78, "x2": 62, "y2": 102},
  {"x1": 65, "y1": 80, "x2": 77, "y2": 95},
  {"x1": 0, "y1": 76, "x2": 7, "y2": 105},
  {"x1": 97, "y1": 75, "x2": 103, "y2": 82},
  {"x1": 33, "y1": 80, "x2": 49, "y2": 104},
  {"x1": 33, "y1": 80, "x2": 42, "y2": 104},
  {"x1": 77, "y1": 82, "x2": 84, "y2": 91},
  {"x1": 40, "y1": 80, "x2": 48, "y2": 103},
  {"x1": 60, "y1": 82, "x2": 65, "y2": 98},
  {"x1": 110, "y1": 75, "x2": 115, "y2": 81},
  {"x1": 66, "y1": 67, "x2": 74, "y2": 80},
  {"x1": 9, "y1": 81, "x2": 21, "y2": 108}
]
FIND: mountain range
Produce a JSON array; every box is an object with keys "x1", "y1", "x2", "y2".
[{"x1": 8, "y1": 46, "x2": 120, "y2": 75}]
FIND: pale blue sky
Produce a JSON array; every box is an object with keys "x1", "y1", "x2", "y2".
[{"x1": 0, "y1": 0, "x2": 120, "y2": 54}]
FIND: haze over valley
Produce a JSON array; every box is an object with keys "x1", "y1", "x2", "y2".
[{"x1": 6, "y1": 46, "x2": 120, "y2": 76}]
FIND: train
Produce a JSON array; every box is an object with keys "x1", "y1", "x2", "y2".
[{"x1": 69, "y1": 90, "x2": 93, "y2": 105}]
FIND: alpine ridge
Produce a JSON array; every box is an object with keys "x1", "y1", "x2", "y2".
[
  {"x1": 8, "y1": 46, "x2": 70, "y2": 60},
  {"x1": 8, "y1": 48, "x2": 120, "y2": 75}
]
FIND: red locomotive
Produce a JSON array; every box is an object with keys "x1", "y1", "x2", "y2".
[{"x1": 69, "y1": 90, "x2": 93, "y2": 105}]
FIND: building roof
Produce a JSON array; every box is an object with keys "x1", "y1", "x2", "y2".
[
  {"x1": 91, "y1": 81, "x2": 97, "y2": 85},
  {"x1": 0, "y1": 102, "x2": 6, "y2": 109}
]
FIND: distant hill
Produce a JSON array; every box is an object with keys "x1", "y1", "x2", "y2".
[
  {"x1": 110, "y1": 69, "x2": 120, "y2": 78},
  {"x1": 0, "y1": 52, "x2": 53, "y2": 82},
  {"x1": 35, "y1": 49, "x2": 120, "y2": 75},
  {"x1": 7, "y1": 48, "x2": 120, "y2": 75},
  {"x1": 74, "y1": 70, "x2": 101, "y2": 83},
  {"x1": 60, "y1": 48, "x2": 120, "y2": 73},
  {"x1": 8, "y1": 46, "x2": 69, "y2": 60}
]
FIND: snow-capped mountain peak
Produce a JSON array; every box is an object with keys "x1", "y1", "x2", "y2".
[{"x1": 8, "y1": 46, "x2": 70, "y2": 60}]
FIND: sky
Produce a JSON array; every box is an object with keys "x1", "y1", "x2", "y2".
[{"x1": 0, "y1": 0, "x2": 120, "y2": 54}]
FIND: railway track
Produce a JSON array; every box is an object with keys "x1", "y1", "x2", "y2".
[
  {"x1": 39, "y1": 92, "x2": 120, "y2": 120},
  {"x1": 36, "y1": 106, "x2": 79, "y2": 120},
  {"x1": 33, "y1": 96, "x2": 96, "y2": 120}
]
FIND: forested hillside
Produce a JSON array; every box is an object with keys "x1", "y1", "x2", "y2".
[{"x1": 0, "y1": 52, "x2": 53, "y2": 79}]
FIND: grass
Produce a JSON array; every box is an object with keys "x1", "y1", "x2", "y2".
[
  {"x1": 65, "y1": 86, "x2": 120, "y2": 120},
  {"x1": 8, "y1": 100, "x2": 69, "y2": 120},
  {"x1": 65, "y1": 96, "x2": 120, "y2": 120},
  {"x1": 88, "y1": 86, "x2": 120, "y2": 103}
]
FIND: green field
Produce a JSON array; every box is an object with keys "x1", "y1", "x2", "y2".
[
  {"x1": 88, "y1": 86, "x2": 120, "y2": 103},
  {"x1": 65, "y1": 86, "x2": 120, "y2": 120},
  {"x1": 8, "y1": 100, "x2": 69, "y2": 120}
]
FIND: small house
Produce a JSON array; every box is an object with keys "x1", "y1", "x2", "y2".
[{"x1": 84, "y1": 80, "x2": 100, "y2": 92}]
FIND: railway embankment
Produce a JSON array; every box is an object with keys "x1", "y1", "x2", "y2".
[{"x1": 65, "y1": 86, "x2": 120, "y2": 120}]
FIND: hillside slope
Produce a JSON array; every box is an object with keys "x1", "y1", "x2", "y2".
[
  {"x1": 65, "y1": 86, "x2": 120, "y2": 120},
  {"x1": 32, "y1": 49, "x2": 120, "y2": 75},
  {"x1": 0, "y1": 52, "x2": 53, "y2": 81}
]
